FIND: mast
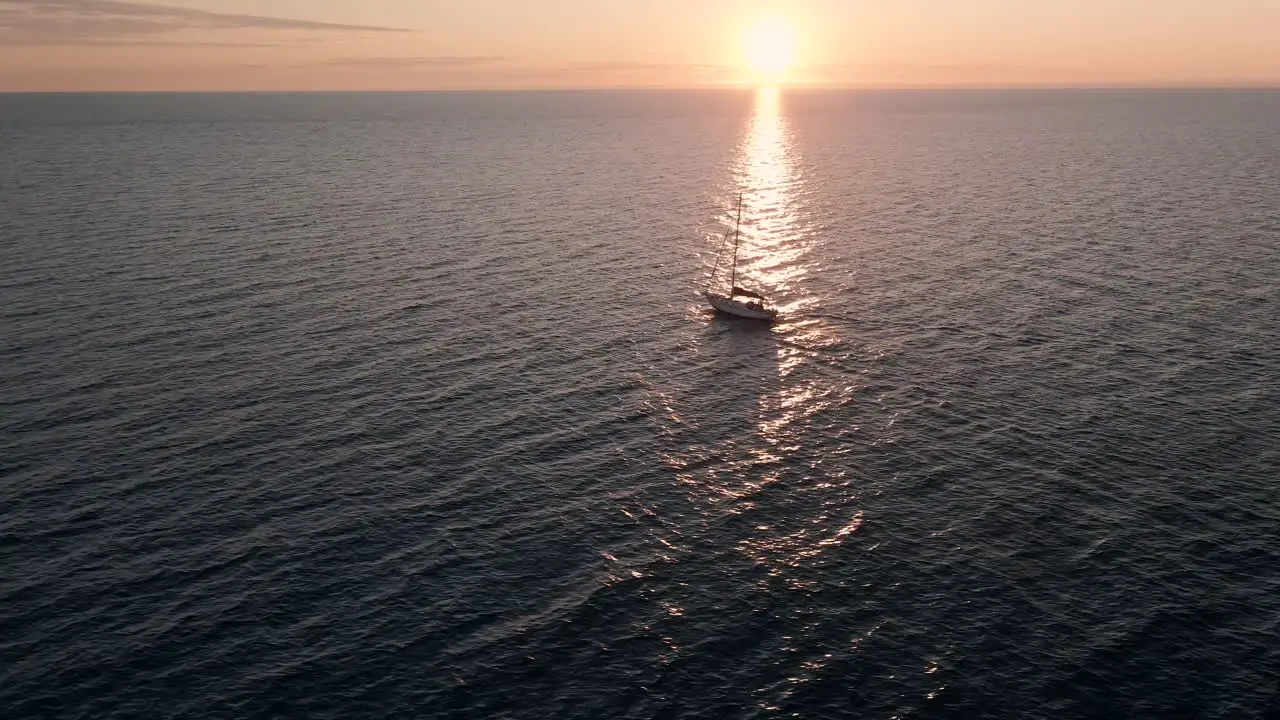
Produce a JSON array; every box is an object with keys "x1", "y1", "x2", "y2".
[
  {"x1": 729, "y1": 192, "x2": 742, "y2": 294},
  {"x1": 705, "y1": 221, "x2": 731, "y2": 293}
]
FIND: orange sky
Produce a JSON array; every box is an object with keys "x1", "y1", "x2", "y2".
[{"x1": 2, "y1": 0, "x2": 1279, "y2": 91}]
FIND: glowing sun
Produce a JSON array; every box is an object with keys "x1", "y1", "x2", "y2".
[{"x1": 743, "y1": 17, "x2": 796, "y2": 79}]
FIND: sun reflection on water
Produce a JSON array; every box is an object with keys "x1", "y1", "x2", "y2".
[
  {"x1": 723, "y1": 97, "x2": 877, "y2": 701},
  {"x1": 733, "y1": 87, "x2": 851, "y2": 450},
  {"x1": 732, "y1": 85, "x2": 813, "y2": 301},
  {"x1": 611, "y1": 85, "x2": 922, "y2": 712}
]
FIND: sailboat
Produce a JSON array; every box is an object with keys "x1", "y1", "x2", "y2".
[{"x1": 703, "y1": 193, "x2": 778, "y2": 321}]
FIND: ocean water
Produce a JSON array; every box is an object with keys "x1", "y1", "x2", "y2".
[{"x1": 2, "y1": 88, "x2": 1279, "y2": 719}]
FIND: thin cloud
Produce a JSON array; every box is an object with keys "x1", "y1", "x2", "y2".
[
  {"x1": 0, "y1": 0, "x2": 410, "y2": 45},
  {"x1": 566, "y1": 61, "x2": 728, "y2": 74},
  {"x1": 522, "y1": 61, "x2": 732, "y2": 82},
  {"x1": 326, "y1": 57, "x2": 728, "y2": 76},
  {"x1": 799, "y1": 62, "x2": 1089, "y2": 82},
  {"x1": 0, "y1": 34, "x2": 284, "y2": 47},
  {"x1": 332, "y1": 56, "x2": 509, "y2": 69}
]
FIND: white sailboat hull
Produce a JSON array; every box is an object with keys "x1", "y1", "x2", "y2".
[{"x1": 704, "y1": 292, "x2": 778, "y2": 320}]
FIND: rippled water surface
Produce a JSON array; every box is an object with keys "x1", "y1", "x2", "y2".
[{"x1": 3, "y1": 89, "x2": 1279, "y2": 719}]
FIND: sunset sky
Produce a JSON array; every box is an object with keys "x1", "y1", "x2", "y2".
[{"x1": 2, "y1": 0, "x2": 1279, "y2": 91}]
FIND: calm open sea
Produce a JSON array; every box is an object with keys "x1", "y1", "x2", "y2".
[{"x1": 2, "y1": 89, "x2": 1279, "y2": 719}]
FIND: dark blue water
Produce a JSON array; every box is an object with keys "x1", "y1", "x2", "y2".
[{"x1": 3, "y1": 89, "x2": 1279, "y2": 719}]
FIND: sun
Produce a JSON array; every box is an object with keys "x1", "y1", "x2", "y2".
[{"x1": 742, "y1": 17, "x2": 796, "y2": 80}]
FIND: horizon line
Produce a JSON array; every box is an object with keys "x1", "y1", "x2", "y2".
[{"x1": 3, "y1": 83, "x2": 1280, "y2": 95}]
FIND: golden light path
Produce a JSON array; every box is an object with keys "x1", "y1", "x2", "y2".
[
  {"x1": 743, "y1": 88, "x2": 827, "y2": 450},
  {"x1": 637, "y1": 82, "x2": 891, "y2": 707},
  {"x1": 722, "y1": 85, "x2": 874, "y2": 703},
  {"x1": 725, "y1": 84, "x2": 857, "y2": 535},
  {"x1": 739, "y1": 86, "x2": 892, "y2": 706},
  {"x1": 734, "y1": 85, "x2": 811, "y2": 322}
]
